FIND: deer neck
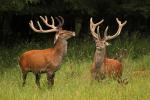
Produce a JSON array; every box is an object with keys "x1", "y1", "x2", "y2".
[
  {"x1": 93, "y1": 47, "x2": 106, "y2": 69},
  {"x1": 54, "y1": 38, "x2": 68, "y2": 58}
]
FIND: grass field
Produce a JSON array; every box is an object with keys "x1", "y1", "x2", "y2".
[{"x1": 0, "y1": 36, "x2": 150, "y2": 100}]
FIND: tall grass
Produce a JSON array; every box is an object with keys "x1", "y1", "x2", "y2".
[{"x1": 0, "y1": 36, "x2": 150, "y2": 100}]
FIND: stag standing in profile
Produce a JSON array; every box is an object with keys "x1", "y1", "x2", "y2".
[{"x1": 19, "y1": 16, "x2": 75, "y2": 88}]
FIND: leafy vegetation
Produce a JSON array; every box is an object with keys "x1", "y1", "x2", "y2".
[{"x1": 0, "y1": 0, "x2": 150, "y2": 41}]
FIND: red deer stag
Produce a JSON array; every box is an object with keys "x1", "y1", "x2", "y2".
[
  {"x1": 90, "y1": 17, "x2": 127, "y2": 83},
  {"x1": 19, "y1": 16, "x2": 75, "y2": 87}
]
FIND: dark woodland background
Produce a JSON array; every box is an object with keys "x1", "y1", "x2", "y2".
[{"x1": 0, "y1": 0, "x2": 150, "y2": 44}]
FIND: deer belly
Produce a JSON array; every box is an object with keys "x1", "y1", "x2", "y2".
[{"x1": 28, "y1": 58, "x2": 49, "y2": 73}]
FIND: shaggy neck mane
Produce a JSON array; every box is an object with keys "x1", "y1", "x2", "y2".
[
  {"x1": 93, "y1": 47, "x2": 106, "y2": 69},
  {"x1": 53, "y1": 38, "x2": 68, "y2": 60}
]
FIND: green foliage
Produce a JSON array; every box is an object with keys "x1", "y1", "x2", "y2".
[
  {"x1": 113, "y1": 0, "x2": 150, "y2": 17},
  {"x1": 26, "y1": 0, "x2": 39, "y2": 4},
  {"x1": 1, "y1": 0, "x2": 150, "y2": 17},
  {"x1": 0, "y1": 0, "x2": 24, "y2": 11},
  {"x1": 0, "y1": 0, "x2": 40, "y2": 11},
  {"x1": 64, "y1": 0, "x2": 97, "y2": 15}
]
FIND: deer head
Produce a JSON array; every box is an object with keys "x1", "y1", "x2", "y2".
[
  {"x1": 90, "y1": 18, "x2": 127, "y2": 50},
  {"x1": 29, "y1": 16, "x2": 75, "y2": 43}
]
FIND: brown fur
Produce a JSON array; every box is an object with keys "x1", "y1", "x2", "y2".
[
  {"x1": 103, "y1": 58, "x2": 122, "y2": 78},
  {"x1": 91, "y1": 52, "x2": 123, "y2": 81},
  {"x1": 90, "y1": 17, "x2": 127, "y2": 84},
  {"x1": 19, "y1": 29, "x2": 75, "y2": 88}
]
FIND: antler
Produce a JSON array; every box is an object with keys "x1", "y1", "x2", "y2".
[
  {"x1": 104, "y1": 18, "x2": 127, "y2": 41},
  {"x1": 29, "y1": 16, "x2": 58, "y2": 33},
  {"x1": 90, "y1": 17, "x2": 104, "y2": 39},
  {"x1": 55, "y1": 16, "x2": 64, "y2": 27}
]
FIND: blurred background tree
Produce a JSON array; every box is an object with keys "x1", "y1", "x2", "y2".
[{"x1": 0, "y1": 0, "x2": 150, "y2": 43}]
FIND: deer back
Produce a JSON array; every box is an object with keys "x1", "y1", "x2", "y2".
[
  {"x1": 19, "y1": 16, "x2": 75, "y2": 73},
  {"x1": 103, "y1": 58, "x2": 122, "y2": 78}
]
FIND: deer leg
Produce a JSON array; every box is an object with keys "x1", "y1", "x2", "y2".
[
  {"x1": 91, "y1": 70, "x2": 105, "y2": 81},
  {"x1": 47, "y1": 71, "x2": 55, "y2": 87},
  {"x1": 22, "y1": 72, "x2": 28, "y2": 86},
  {"x1": 112, "y1": 73, "x2": 124, "y2": 84},
  {"x1": 35, "y1": 73, "x2": 41, "y2": 88},
  {"x1": 116, "y1": 77, "x2": 128, "y2": 85},
  {"x1": 51, "y1": 73, "x2": 55, "y2": 85},
  {"x1": 91, "y1": 69, "x2": 97, "y2": 80}
]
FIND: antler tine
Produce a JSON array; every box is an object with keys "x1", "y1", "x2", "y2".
[
  {"x1": 39, "y1": 16, "x2": 57, "y2": 29},
  {"x1": 116, "y1": 18, "x2": 127, "y2": 26},
  {"x1": 39, "y1": 16, "x2": 48, "y2": 23},
  {"x1": 104, "y1": 26, "x2": 109, "y2": 39},
  {"x1": 29, "y1": 20, "x2": 42, "y2": 33},
  {"x1": 90, "y1": 17, "x2": 104, "y2": 39},
  {"x1": 29, "y1": 16, "x2": 58, "y2": 33},
  {"x1": 37, "y1": 21, "x2": 43, "y2": 31},
  {"x1": 55, "y1": 17, "x2": 62, "y2": 27},
  {"x1": 55, "y1": 16, "x2": 64, "y2": 27},
  {"x1": 59, "y1": 16, "x2": 64, "y2": 26},
  {"x1": 95, "y1": 19, "x2": 104, "y2": 26},
  {"x1": 90, "y1": 18, "x2": 98, "y2": 39},
  {"x1": 105, "y1": 18, "x2": 127, "y2": 41},
  {"x1": 96, "y1": 26, "x2": 100, "y2": 34},
  {"x1": 97, "y1": 26, "x2": 101, "y2": 39},
  {"x1": 50, "y1": 16, "x2": 55, "y2": 28}
]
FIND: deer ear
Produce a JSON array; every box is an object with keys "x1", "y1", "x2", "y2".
[
  {"x1": 106, "y1": 42, "x2": 110, "y2": 46},
  {"x1": 54, "y1": 33, "x2": 59, "y2": 44}
]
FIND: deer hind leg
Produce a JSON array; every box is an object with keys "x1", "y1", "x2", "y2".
[
  {"x1": 22, "y1": 71, "x2": 28, "y2": 86},
  {"x1": 116, "y1": 77, "x2": 128, "y2": 85},
  {"x1": 35, "y1": 73, "x2": 41, "y2": 88},
  {"x1": 47, "y1": 71, "x2": 55, "y2": 87},
  {"x1": 113, "y1": 74, "x2": 128, "y2": 85}
]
